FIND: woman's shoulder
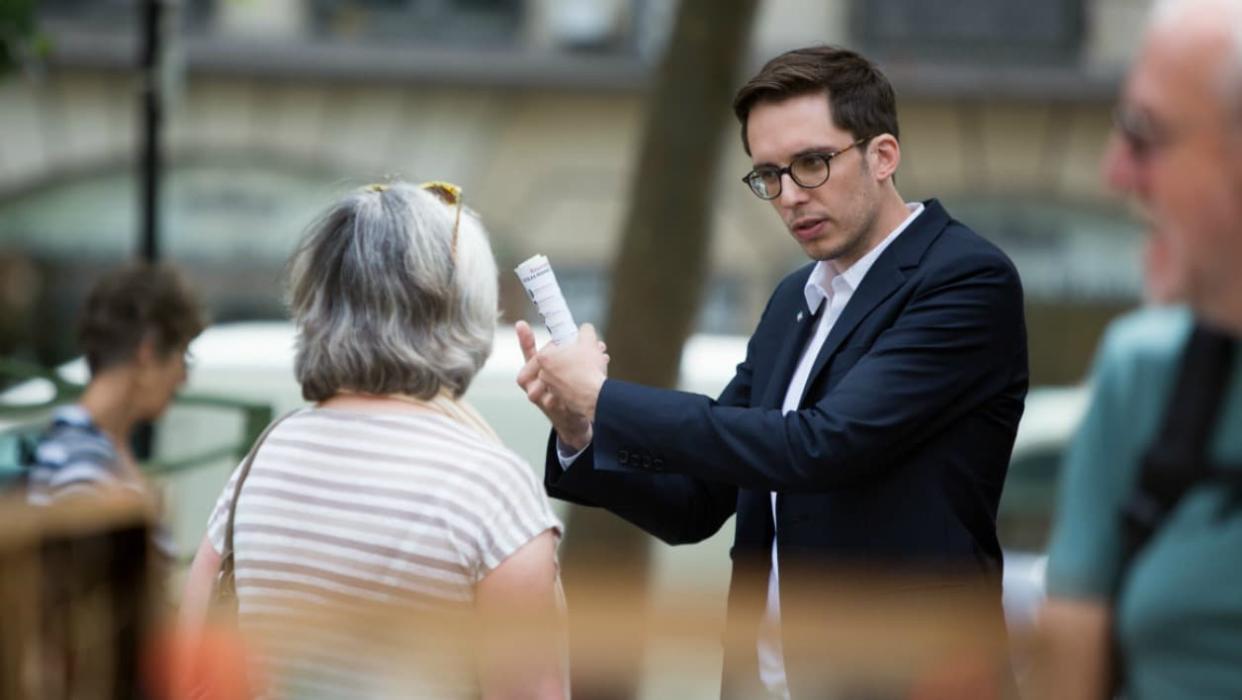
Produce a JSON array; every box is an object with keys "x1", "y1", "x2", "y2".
[{"x1": 280, "y1": 407, "x2": 531, "y2": 471}]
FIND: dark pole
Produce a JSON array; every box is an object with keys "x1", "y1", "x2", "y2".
[
  {"x1": 139, "y1": 0, "x2": 162, "y2": 263},
  {"x1": 135, "y1": 0, "x2": 165, "y2": 461}
]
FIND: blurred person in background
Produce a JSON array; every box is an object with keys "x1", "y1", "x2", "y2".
[
  {"x1": 1041, "y1": 0, "x2": 1242, "y2": 697},
  {"x1": 519, "y1": 46, "x2": 1027, "y2": 698},
  {"x1": 26, "y1": 262, "x2": 204, "y2": 505},
  {"x1": 180, "y1": 182, "x2": 566, "y2": 699}
]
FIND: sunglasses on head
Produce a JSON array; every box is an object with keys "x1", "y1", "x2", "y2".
[
  {"x1": 421, "y1": 181, "x2": 463, "y2": 259},
  {"x1": 366, "y1": 181, "x2": 464, "y2": 259}
]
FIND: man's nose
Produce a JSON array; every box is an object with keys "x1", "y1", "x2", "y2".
[
  {"x1": 776, "y1": 172, "x2": 810, "y2": 208},
  {"x1": 1102, "y1": 131, "x2": 1141, "y2": 194}
]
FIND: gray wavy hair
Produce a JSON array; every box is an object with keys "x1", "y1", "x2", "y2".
[{"x1": 287, "y1": 182, "x2": 499, "y2": 402}]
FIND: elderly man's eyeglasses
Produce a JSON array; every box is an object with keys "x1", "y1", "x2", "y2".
[
  {"x1": 742, "y1": 138, "x2": 868, "y2": 200},
  {"x1": 1113, "y1": 106, "x2": 1173, "y2": 161}
]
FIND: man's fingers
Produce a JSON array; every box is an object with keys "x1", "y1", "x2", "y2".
[
  {"x1": 524, "y1": 376, "x2": 547, "y2": 403},
  {"x1": 536, "y1": 369, "x2": 564, "y2": 396},
  {"x1": 527, "y1": 385, "x2": 545, "y2": 405},
  {"x1": 515, "y1": 321, "x2": 537, "y2": 362},
  {"x1": 578, "y1": 323, "x2": 598, "y2": 345},
  {"x1": 516, "y1": 355, "x2": 540, "y2": 387}
]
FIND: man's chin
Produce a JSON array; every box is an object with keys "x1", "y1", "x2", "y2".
[
  {"x1": 798, "y1": 239, "x2": 842, "y2": 262},
  {"x1": 146, "y1": 402, "x2": 174, "y2": 422}
]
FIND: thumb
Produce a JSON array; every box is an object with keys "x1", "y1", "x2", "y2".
[
  {"x1": 578, "y1": 323, "x2": 599, "y2": 345},
  {"x1": 515, "y1": 321, "x2": 537, "y2": 362}
]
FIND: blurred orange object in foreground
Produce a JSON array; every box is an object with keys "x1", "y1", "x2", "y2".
[
  {"x1": 145, "y1": 623, "x2": 264, "y2": 700},
  {"x1": 906, "y1": 652, "x2": 1003, "y2": 700}
]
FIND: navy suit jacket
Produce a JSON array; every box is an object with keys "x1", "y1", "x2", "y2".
[{"x1": 544, "y1": 199, "x2": 1028, "y2": 696}]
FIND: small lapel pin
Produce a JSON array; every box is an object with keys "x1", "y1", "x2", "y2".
[{"x1": 796, "y1": 311, "x2": 804, "y2": 323}]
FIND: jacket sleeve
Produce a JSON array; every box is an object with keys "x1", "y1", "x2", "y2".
[
  {"x1": 540, "y1": 332, "x2": 759, "y2": 546},
  {"x1": 592, "y1": 253, "x2": 1026, "y2": 492}
]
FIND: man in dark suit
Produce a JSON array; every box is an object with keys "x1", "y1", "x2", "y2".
[{"x1": 517, "y1": 45, "x2": 1028, "y2": 698}]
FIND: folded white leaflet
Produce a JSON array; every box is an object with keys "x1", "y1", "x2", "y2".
[{"x1": 514, "y1": 254, "x2": 578, "y2": 345}]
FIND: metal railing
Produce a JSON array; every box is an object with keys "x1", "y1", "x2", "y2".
[{"x1": 0, "y1": 357, "x2": 273, "y2": 482}]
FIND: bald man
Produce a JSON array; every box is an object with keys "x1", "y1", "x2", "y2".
[{"x1": 1041, "y1": 1, "x2": 1242, "y2": 697}]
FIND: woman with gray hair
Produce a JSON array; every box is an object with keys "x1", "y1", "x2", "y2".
[{"x1": 180, "y1": 182, "x2": 566, "y2": 699}]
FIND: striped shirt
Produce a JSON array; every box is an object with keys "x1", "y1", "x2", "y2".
[
  {"x1": 27, "y1": 405, "x2": 177, "y2": 557},
  {"x1": 206, "y1": 407, "x2": 563, "y2": 698},
  {"x1": 27, "y1": 405, "x2": 130, "y2": 505}
]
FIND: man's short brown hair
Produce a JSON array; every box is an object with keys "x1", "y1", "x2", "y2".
[
  {"x1": 78, "y1": 262, "x2": 206, "y2": 375},
  {"x1": 732, "y1": 45, "x2": 900, "y2": 154}
]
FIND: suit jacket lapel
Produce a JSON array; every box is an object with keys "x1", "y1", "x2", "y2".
[
  {"x1": 796, "y1": 263, "x2": 906, "y2": 406},
  {"x1": 760, "y1": 281, "x2": 822, "y2": 409},
  {"x1": 797, "y1": 199, "x2": 952, "y2": 407}
]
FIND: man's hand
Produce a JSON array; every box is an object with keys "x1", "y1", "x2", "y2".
[
  {"x1": 535, "y1": 323, "x2": 609, "y2": 425},
  {"x1": 516, "y1": 321, "x2": 599, "y2": 452}
]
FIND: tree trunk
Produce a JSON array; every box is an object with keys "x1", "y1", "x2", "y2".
[{"x1": 558, "y1": 1, "x2": 759, "y2": 697}]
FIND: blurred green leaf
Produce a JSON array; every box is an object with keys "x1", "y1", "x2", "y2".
[{"x1": 0, "y1": 0, "x2": 41, "y2": 76}]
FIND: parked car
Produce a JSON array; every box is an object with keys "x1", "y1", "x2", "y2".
[
  {"x1": 999, "y1": 384, "x2": 1090, "y2": 628},
  {"x1": 1, "y1": 321, "x2": 1088, "y2": 632}
]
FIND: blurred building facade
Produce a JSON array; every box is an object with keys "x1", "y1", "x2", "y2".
[{"x1": 0, "y1": 0, "x2": 1152, "y2": 382}]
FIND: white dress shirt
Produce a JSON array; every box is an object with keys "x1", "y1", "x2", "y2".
[
  {"x1": 757, "y1": 202, "x2": 924, "y2": 697},
  {"x1": 557, "y1": 203, "x2": 927, "y2": 697}
]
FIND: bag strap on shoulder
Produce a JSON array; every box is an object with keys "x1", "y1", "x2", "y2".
[
  {"x1": 1119, "y1": 326, "x2": 1236, "y2": 567},
  {"x1": 219, "y1": 409, "x2": 302, "y2": 582},
  {"x1": 1111, "y1": 325, "x2": 1236, "y2": 695}
]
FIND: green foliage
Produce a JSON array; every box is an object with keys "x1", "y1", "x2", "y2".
[{"x1": 0, "y1": 0, "x2": 46, "y2": 76}]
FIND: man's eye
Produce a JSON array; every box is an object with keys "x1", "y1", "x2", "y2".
[{"x1": 1127, "y1": 131, "x2": 1153, "y2": 154}]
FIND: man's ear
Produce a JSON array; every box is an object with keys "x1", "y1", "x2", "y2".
[
  {"x1": 134, "y1": 334, "x2": 158, "y2": 368},
  {"x1": 867, "y1": 134, "x2": 901, "y2": 183}
]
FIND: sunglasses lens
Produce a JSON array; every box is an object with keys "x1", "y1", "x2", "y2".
[{"x1": 420, "y1": 181, "x2": 461, "y2": 205}]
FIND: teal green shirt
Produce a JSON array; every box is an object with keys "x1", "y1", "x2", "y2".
[{"x1": 1046, "y1": 307, "x2": 1242, "y2": 698}]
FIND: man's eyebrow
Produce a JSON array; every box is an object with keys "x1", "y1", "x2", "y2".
[
  {"x1": 794, "y1": 145, "x2": 839, "y2": 157},
  {"x1": 752, "y1": 145, "x2": 839, "y2": 168}
]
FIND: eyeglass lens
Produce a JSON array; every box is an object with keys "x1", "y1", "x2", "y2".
[{"x1": 748, "y1": 153, "x2": 834, "y2": 199}]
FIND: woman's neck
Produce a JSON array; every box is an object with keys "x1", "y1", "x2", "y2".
[{"x1": 318, "y1": 391, "x2": 439, "y2": 415}]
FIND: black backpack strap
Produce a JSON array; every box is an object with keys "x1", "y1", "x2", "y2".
[
  {"x1": 1111, "y1": 324, "x2": 1236, "y2": 694},
  {"x1": 1118, "y1": 326, "x2": 1237, "y2": 566},
  {"x1": 1205, "y1": 463, "x2": 1242, "y2": 522}
]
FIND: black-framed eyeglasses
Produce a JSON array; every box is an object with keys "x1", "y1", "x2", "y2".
[
  {"x1": 1113, "y1": 105, "x2": 1172, "y2": 161},
  {"x1": 742, "y1": 138, "x2": 869, "y2": 200}
]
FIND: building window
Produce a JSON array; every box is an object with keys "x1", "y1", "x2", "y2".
[
  {"x1": 309, "y1": 0, "x2": 523, "y2": 45},
  {"x1": 38, "y1": 0, "x2": 214, "y2": 33},
  {"x1": 851, "y1": 0, "x2": 1086, "y2": 65}
]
